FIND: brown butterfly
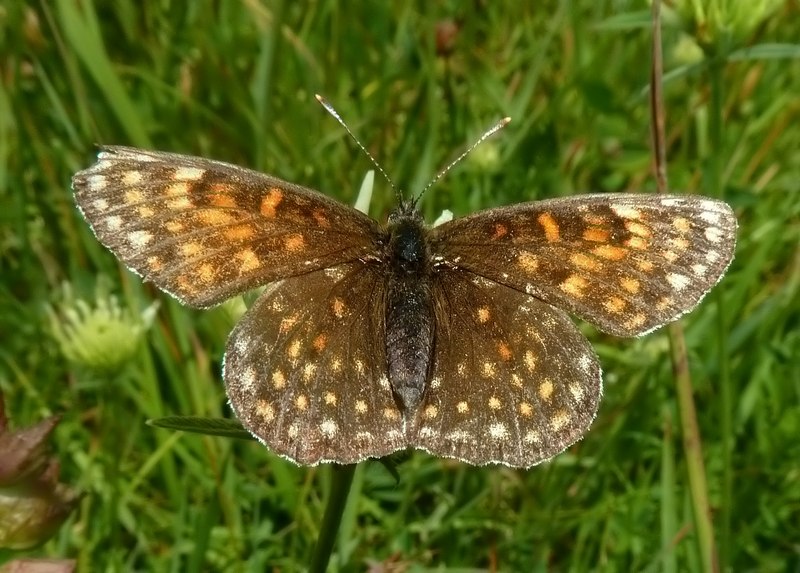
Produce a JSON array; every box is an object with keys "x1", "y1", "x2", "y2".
[{"x1": 72, "y1": 145, "x2": 736, "y2": 467}]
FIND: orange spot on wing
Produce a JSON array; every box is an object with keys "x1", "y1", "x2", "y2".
[
  {"x1": 624, "y1": 220, "x2": 652, "y2": 238},
  {"x1": 492, "y1": 223, "x2": 509, "y2": 239},
  {"x1": 260, "y1": 188, "x2": 283, "y2": 218},
  {"x1": 225, "y1": 224, "x2": 255, "y2": 241},
  {"x1": 619, "y1": 277, "x2": 640, "y2": 294},
  {"x1": 593, "y1": 244, "x2": 627, "y2": 260},
  {"x1": 181, "y1": 242, "x2": 202, "y2": 257},
  {"x1": 497, "y1": 341, "x2": 512, "y2": 361},
  {"x1": 570, "y1": 252, "x2": 601, "y2": 271},
  {"x1": 279, "y1": 313, "x2": 299, "y2": 333},
  {"x1": 560, "y1": 274, "x2": 588, "y2": 297},
  {"x1": 312, "y1": 209, "x2": 330, "y2": 228},
  {"x1": 124, "y1": 189, "x2": 144, "y2": 204},
  {"x1": 673, "y1": 217, "x2": 691, "y2": 232},
  {"x1": 197, "y1": 210, "x2": 236, "y2": 226},
  {"x1": 208, "y1": 192, "x2": 237, "y2": 209},
  {"x1": 624, "y1": 313, "x2": 647, "y2": 330},
  {"x1": 147, "y1": 256, "x2": 162, "y2": 272},
  {"x1": 331, "y1": 297, "x2": 346, "y2": 318},
  {"x1": 198, "y1": 263, "x2": 215, "y2": 283},
  {"x1": 177, "y1": 275, "x2": 196, "y2": 296},
  {"x1": 583, "y1": 227, "x2": 609, "y2": 242},
  {"x1": 284, "y1": 233, "x2": 305, "y2": 252},
  {"x1": 604, "y1": 296, "x2": 626, "y2": 313},
  {"x1": 237, "y1": 249, "x2": 260, "y2": 272},
  {"x1": 537, "y1": 212, "x2": 560, "y2": 242},
  {"x1": 166, "y1": 220, "x2": 184, "y2": 234},
  {"x1": 166, "y1": 181, "x2": 190, "y2": 196},
  {"x1": 313, "y1": 333, "x2": 328, "y2": 351},
  {"x1": 517, "y1": 252, "x2": 539, "y2": 272},
  {"x1": 671, "y1": 237, "x2": 690, "y2": 251},
  {"x1": 167, "y1": 197, "x2": 191, "y2": 210},
  {"x1": 625, "y1": 236, "x2": 648, "y2": 250}
]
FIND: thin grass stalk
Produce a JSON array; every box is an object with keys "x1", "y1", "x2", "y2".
[
  {"x1": 649, "y1": 2, "x2": 718, "y2": 571},
  {"x1": 709, "y1": 57, "x2": 733, "y2": 572}
]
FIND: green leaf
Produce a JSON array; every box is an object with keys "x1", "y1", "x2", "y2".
[
  {"x1": 728, "y1": 43, "x2": 800, "y2": 61},
  {"x1": 147, "y1": 416, "x2": 254, "y2": 440},
  {"x1": 595, "y1": 10, "x2": 652, "y2": 31}
]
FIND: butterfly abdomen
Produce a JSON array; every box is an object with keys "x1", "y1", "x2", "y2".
[{"x1": 384, "y1": 211, "x2": 435, "y2": 412}]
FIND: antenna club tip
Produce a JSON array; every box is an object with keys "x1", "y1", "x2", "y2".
[
  {"x1": 501, "y1": 117, "x2": 512, "y2": 125},
  {"x1": 314, "y1": 94, "x2": 325, "y2": 102}
]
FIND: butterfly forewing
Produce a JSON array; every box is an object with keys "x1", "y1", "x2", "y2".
[
  {"x1": 72, "y1": 146, "x2": 381, "y2": 307},
  {"x1": 431, "y1": 194, "x2": 736, "y2": 336},
  {"x1": 410, "y1": 270, "x2": 601, "y2": 466},
  {"x1": 223, "y1": 262, "x2": 406, "y2": 465}
]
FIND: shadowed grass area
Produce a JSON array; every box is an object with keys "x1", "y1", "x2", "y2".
[{"x1": 2, "y1": 1, "x2": 799, "y2": 570}]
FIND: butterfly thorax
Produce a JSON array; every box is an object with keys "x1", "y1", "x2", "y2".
[
  {"x1": 386, "y1": 205, "x2": 430, "y2": 273},
  {"x1": 384, "y1": 206, "x2": 434, "y2": 414}
]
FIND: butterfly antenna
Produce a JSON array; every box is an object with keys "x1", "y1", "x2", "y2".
[
  {"x1": 415, "y1": 116, "x2": 511, "y2": 206},
  {"x1": 315, "y1": 94, "x2": 401, "y2": 203}
]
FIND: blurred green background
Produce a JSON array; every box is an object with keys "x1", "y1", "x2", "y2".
[{"x1": 2, "y1": 1, "x2": 799, "y2": 571}]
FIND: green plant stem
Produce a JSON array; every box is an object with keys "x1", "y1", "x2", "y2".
[
  {"x1": 708, "y1": 55, "x2": 733, "y2": 572},
  {"x1": 669, "y1": 322, "x2": 717, "y2": 572},
  {"x1": 650, "y1": 6, "x2": 718, "y2": 568},
  {"x1": 309, "y1": 464, "x2": 356, "y2": 573}
]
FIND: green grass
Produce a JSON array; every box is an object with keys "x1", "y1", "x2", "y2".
[{"x1": 2, "y1": 1, "x2": 800, "y2": 571}]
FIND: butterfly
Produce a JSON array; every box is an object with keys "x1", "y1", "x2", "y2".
[{"x1": 72, "y1": 145, "x2": 737, "y2": 468}]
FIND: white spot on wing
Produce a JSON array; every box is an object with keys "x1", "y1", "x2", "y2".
[
  {"x1": 569, "y1": 383, "x2": 584, "y2": 401},
  {"x1": 87, "y1": 174, "x2": 107, "y2": 191},
  {"x1": 610, "y1": 204, "x2": 641, "y2": 219},
  {"x1": 699, "y1": 210, "x2": 721, "y2": 224},
  {"x1": 523, "y1": 430, "x2": 541, "y2": 444},
  {"x1": 174, "y1": 166, "x2": 205, "y2": 180},
  {"x1": 418, "y1": 427, "x2": 434, "y2": 439},
  {"x1": 128, "y1": 230, "x2": 153, "y2": 247},
  {"x1": 107, "y1": 215, "x2": 123, "y2": 231},
  {"x1": 488, "y1": 422, "x2": 508, "y2": 440},
  {"x1": 241, "y1": 367, "x2": 257, "y2": 392},
  {"x1": 577, "y1": 353, "x2": 594, "y2": 374},
  {"x1": 666, "y1": 273, "x2": 690, "y2": 291},
  {"x1": 320, "y1": 419, "x2": 337, "y2": 437},
  {"x1": 704, "y1": 226, "x2": 723, "y2": 243},
  {"x1": 122, "y1": 170, "x2": 144, "y2": 185}
]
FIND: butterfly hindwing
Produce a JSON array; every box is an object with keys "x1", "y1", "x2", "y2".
[
  {"x1": 223, "y1": 262, "x2": 405, "y2": 465},
  {"x1": 431, "y1": 194, "x2": 736, "y2": 336},
  {"x1": 410, "y1": 269, "x2": 601, "y2": 467},
  {"x1": 72, "y1": 146, "x2": 381, "y2": 307}
]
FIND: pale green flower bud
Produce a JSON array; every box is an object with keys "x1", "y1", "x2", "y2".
[
  {"x1": 670, "y1": 0, "x2": 783, "y2": 50},
  {"x1": 48, "y1": 281, "x2": 158, "y2": 373}
]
